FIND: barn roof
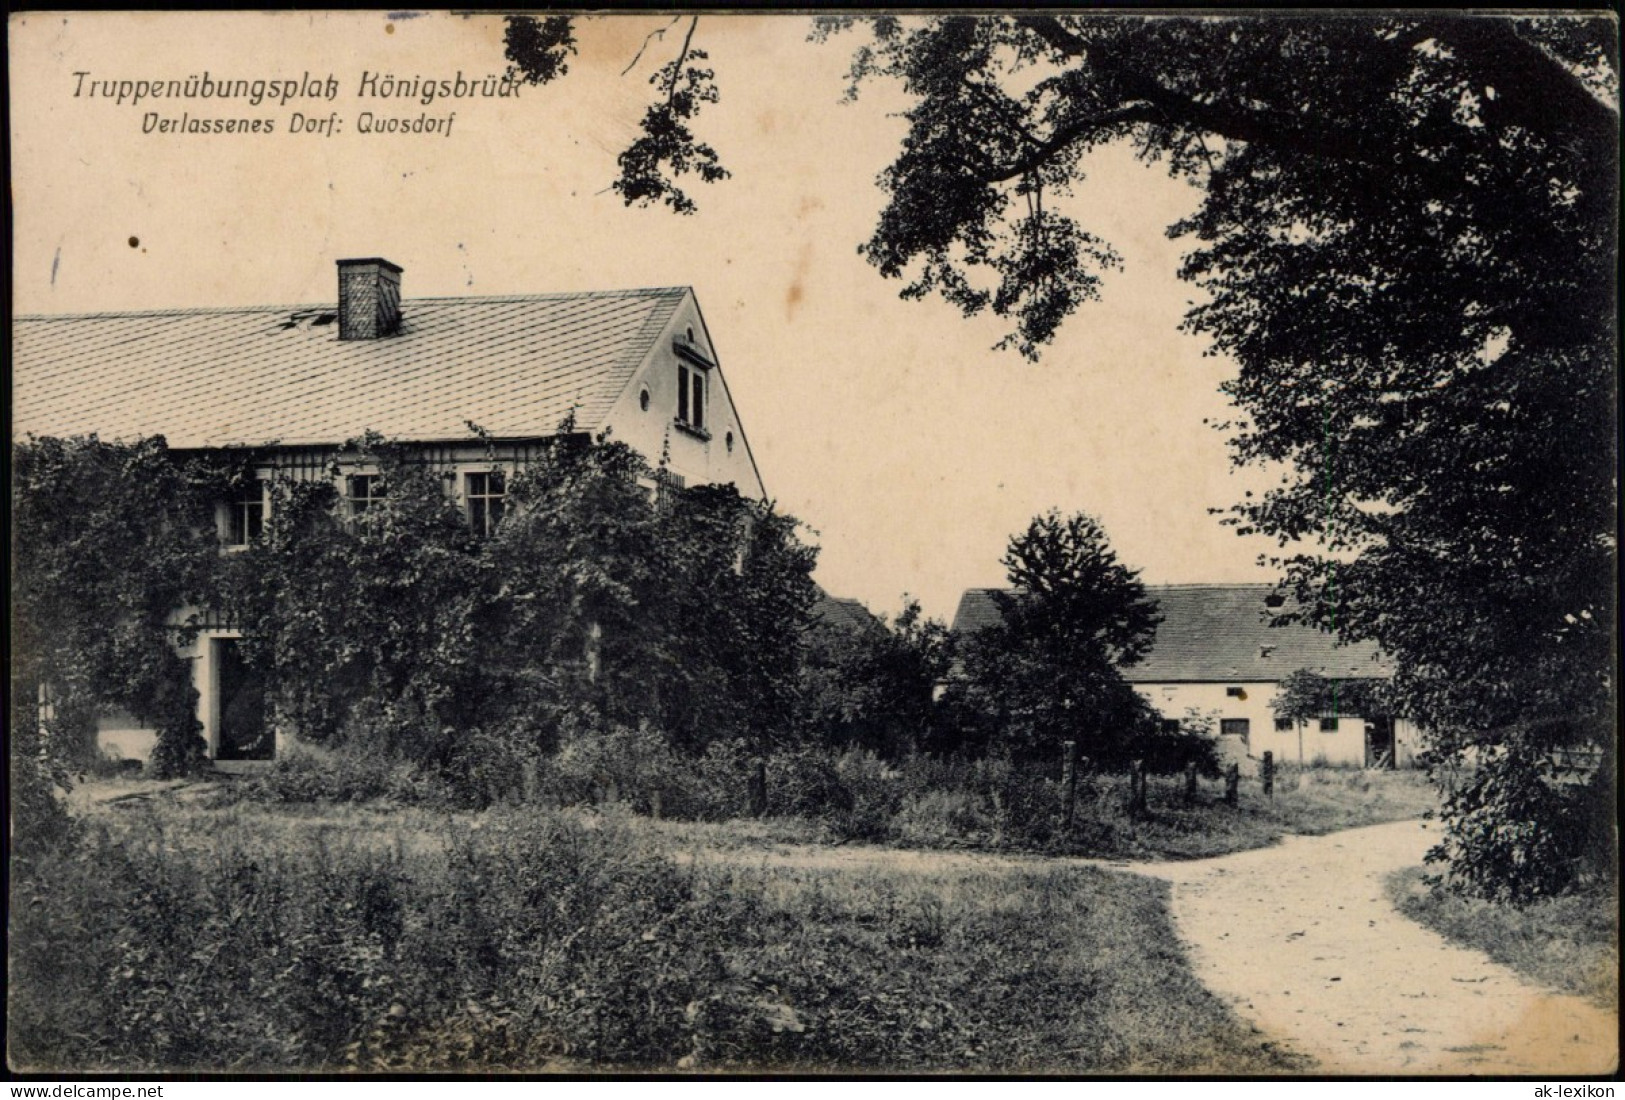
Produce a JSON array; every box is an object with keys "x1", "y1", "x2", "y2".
[
  {"x1": 810, "y1": 586, "x2": 882, "y2": 634},
  {"x1": 12, "y1": 287, "x2": 689, "y2": 449},
  {"x1": 951, "y1": 583, "x2": 1392, "y2": 682}
]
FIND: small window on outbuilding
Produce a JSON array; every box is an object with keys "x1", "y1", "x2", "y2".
[{"x1": 1319, "y1": 716, "x2": 1340, "y2": 733}]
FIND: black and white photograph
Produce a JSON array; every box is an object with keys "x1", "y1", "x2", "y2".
[{"x1": 8, "y1": 9, "x2": 1618, "y2": 1079}]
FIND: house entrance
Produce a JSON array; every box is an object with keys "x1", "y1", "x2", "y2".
[
  {"x1": 215, "y1": 638, "x2": 272, "y2": 760},
  {"x1": 1365, "y1": 717, "x2": 1395, "y2": 769}
]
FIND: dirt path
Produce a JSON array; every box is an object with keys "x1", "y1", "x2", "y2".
[
  {"x1": 684, "y1": 821, "x2": 1617, "y2": 1075},
  {"x1": 1129, "y1": 820, "x2": 1617, "y2": 1075}
]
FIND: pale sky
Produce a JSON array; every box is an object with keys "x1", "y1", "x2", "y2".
[{"x1": 10, "y1": 11, "x2": 1282, "y2": 622}]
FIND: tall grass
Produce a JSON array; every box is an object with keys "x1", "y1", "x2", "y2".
[
  {"x1": 221, "y1": 741, "x2": 1437, "y2": 862},
  {"x1": 10, "y1": 804, "x2": 1301, "y2": 1073},
  {"x1": 1387, "y1": 867, "x2": 1619, "y2": 1010}
]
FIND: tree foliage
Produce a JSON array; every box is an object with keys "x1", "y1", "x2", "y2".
[
  {"x1": 504, "y1": 13, "x2": 1618, "y2": 895},
  {"x1": 800, "y1": 597, "x2": 954, "y2": 759},
  {"x1": 953, "y1": 511, "x2": 1162, "y2": 767},
  {"x1": 1272, "y1": 670, "x2": 1393, "y2": 725},
  {"x1": 12, "y1": 436, "x2": 218, "y2": 783},
  {"x1": 218, "y1": 428, "x2": 818, "y2": 801}
]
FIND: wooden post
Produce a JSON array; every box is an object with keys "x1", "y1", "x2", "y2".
[
  {"x1": 1061, "y1": 740, "x2": 1079, "y2": 830},
  {"x1": 749, "y1": 757, "x2": 768, "y2": 818},
  {"x1": 651, "y1": 788, "x2": 663, "y2": 821},
  {"x1": 1130, "y1": 758, "x2": 1148, "y2": 817},
  {"x1": 1224, "y1": 762, "x2": 1240, "y2": 807},
  {"x1": 1262, "y1": 751, "x2": 1275, "y2": 799},
  {"x1": 1184, "y1": 761, "x2": 1199, "y2": 803}
]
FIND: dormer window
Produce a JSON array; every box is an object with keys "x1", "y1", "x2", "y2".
[
  {"x1": 466, "y1": 471, "x2": 506, "y2": 536},
  {"x1": 223, "y1": 480, "x2": 266, "y2": 547}
]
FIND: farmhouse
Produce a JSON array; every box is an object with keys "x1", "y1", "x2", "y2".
[
  {"x1": 14, "y1": 257, "x2": 766, "y2": 764},
  {"x1": 950, "y1": 583, "x2": 1419, "y2": 768}
]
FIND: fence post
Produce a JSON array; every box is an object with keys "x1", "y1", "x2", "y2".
[
  {"x1": 651, "y1": 788, "x2": 664, "y2": 821},
  {"x1": 1262, "y1": 751, "x2": 1275, "y2": 799},
  {"x1": 1130, "y1": 758, "x2": 1148, "y2": 817},
  {"x1": 1184, "y1": 760, "x2": 1199, "y2": 804},
  {"x1": 1061, "y1": 740, "x2": 1079, "y2": 830},
  {"x1": 749, "y1": 757, "x2": 768, "y2": 818},
  {"x1": 1224, "y1": 762, "x2": 1240, "y2": 807}
]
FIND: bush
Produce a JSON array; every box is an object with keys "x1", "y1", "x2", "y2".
[
  {"x1": 1428, "y1": 743, "x2": 1613, "y2": 903},
  {"x1": 549, "y1": 721, "x2": 695, "y2": 815},
  {"x1": 231, "y1": 741, "x2": 445, "y2": 808}
]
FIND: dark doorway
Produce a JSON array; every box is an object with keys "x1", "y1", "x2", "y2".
[
  {"x1": 215, "y1": 638, "x2": 272, "y2": 760},
  {"x1": 1365, "y1": 717, "x2": 1396, "y2": 769}
]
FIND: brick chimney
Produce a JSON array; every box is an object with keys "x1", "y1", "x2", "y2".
[{"x1": 336, "y1": 258, "x2": 402, "y2": 340}]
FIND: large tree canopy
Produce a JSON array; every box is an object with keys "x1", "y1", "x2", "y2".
[{"x1": 509, "y1": 13, "x2": 1618, "y2": 894}]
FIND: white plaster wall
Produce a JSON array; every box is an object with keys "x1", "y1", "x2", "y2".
[
  {"x1": 600, "y1": 294, "x2": 766, "y2": 499},
  {"x1": 1134, "y1": 681, "x2": 1372, "y2": 767},
  {"x1": 96, "y1": 709, "x2": 157, "y2": 761}
]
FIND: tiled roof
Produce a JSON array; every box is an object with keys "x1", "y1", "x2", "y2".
[
  {"x1": 950, "y1": 588, "x2": 1008, "y2": 634},
  {"x1": 951, "y1": 583, "x2": 1392, "y2": 682},
  {"x1": 12, "y1": 288, "x2": 689, "y2": 449},
  {"x1": 811, "y1": 592, "x2": 881, "y2": 634}
]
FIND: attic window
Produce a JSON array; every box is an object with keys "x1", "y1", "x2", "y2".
[
  {"x1": 725, "y1": 430, "x2": 735, "y2": 453},
  {"x1": 312, "y1": 313, "x2": 337, "y2": 327},
  {"x1": 677, "y1": 365, "x2": 706, "y2": 434},
  {"x1": 1264, "y1": 594, "x2": 1286, "y2": 608},
  {"x1": 639, "y1": 387, "x2": 651, "y2": 412},
  {"x1": 1260, "y1": 646, "x2": 1275, "y2": 659}
]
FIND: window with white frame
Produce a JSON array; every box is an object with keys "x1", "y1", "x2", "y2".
[
  {"x1": 466, "y1": 470, "x2": 506, "y2": 536},
  {"x1": 347, "y1": 473, "x2": 383, "y2": 519},
  {"x1": 224, "y1": 480, "x2": 266, "y2": 546}
]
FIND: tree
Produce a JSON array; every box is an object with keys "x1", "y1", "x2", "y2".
[
  {"x1": 505, "y1": 14, "x2": 1618, "y2": 895},
  {"x1": 958, "y1": 510, "x2": 1161, "y2": 765},
  {"x1": 1272, "y1": 670, "x2": 1392, "y2": 727},
  {"x1": 800, "y1": 597, "x2": 953, "y2": 758}
]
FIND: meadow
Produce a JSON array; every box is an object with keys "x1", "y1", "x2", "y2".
[{"x1": 10, "y1": 792, "x2": 1311, "y2": 1074}]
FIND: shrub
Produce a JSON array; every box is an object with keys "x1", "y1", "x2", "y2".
[
  {"x1": 1428, "y1": 742, "x2": 1614, "y2": 903},
  {"x1": 549, "y1": 721, "x2": 695, "y2": 815},
  {"x1": 232, "y1": 740, "x2": 444, "y2": 808}
]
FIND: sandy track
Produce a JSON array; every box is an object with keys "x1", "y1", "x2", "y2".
[{"x1": 1131, "y1": 820, "x2": 1618, "y2": 1075}]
